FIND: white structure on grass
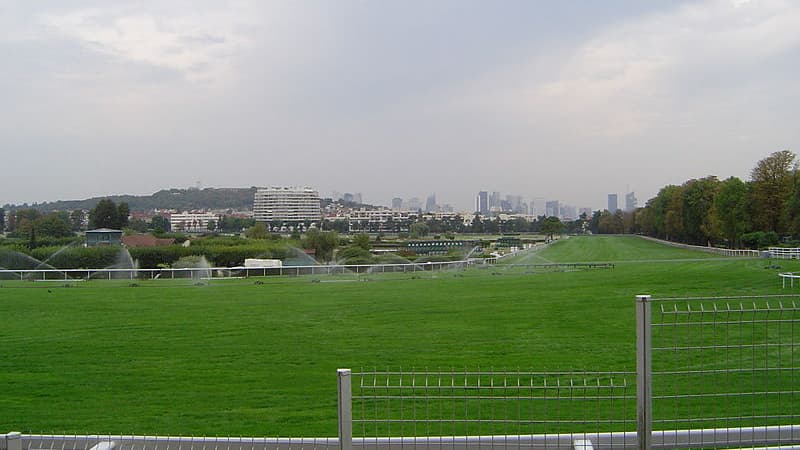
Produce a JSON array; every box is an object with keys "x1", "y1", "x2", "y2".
[{"x1": 253, "y1": 186, "x2": 321, "y2": 223}]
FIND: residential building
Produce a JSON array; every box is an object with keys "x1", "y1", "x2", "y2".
[
  {"x1": 170, "y1": 211, "x2": 220, "y2": 232},
  {"x1": 253, "y1": 186, "x2": 321, "y2": 223}
]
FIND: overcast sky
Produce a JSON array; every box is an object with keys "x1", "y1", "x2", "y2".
[{"x1": 2, "y1": 0, "x2": 798, "y2": 212}]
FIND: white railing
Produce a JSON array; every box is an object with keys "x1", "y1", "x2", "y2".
[
  {"x1": 637, "y1": 236, "x2": 761, "y2": 257},
  {"x1": 769, "y1": 247, "x2": 800, "y2": 259},
  {"x1": 0, "y1": 260, "x2": 496, "y2": 281}
]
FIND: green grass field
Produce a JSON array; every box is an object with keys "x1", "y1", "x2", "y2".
[{"x1": 1, "y1": 236, "x2": 796, "y2": 436}]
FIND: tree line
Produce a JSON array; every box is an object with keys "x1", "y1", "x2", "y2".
[{"x1": 631, "y1": 150, "x2": 799, "y2": 248}]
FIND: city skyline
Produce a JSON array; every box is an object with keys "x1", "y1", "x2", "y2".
[{"x1": 2, "y1": 1, "x2": 798, "y2": 210}]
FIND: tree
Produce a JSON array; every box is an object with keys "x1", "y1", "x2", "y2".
[
  {"x1": 409, "y1": 222, "x2": 429, "y2": 238},
  {"x1": 117, "y1": 202, "x2": 130, "y2": 229},
  {"x1": 36, "y1": 212, "x2": 73, "y2": 238},
  {"x1": 70, "y1": 210, "x2": 86, "y2": 232},
  {"x1": 540, "y1": 216, "x2": 564, "y2": 240},
  {"x1": 0, "y1": 207, "x2": 5, "y2": 232},
  {"x1": 150, "y1": 215, "x2": 171, "y2": 233},
  {"x1": 352, "y1": 233, "x2": 371, "y2": 250},
  {"x1": 245, "y1": 222, "x2": 269, "y2": 239},
  {"x1": 302, "y1": 229, "x2": 339, "y2": 262},
  {"x1": 710, "y1": 177, "x2": 749, "y2": 247},
  {"x1": 681, "y1": 176, "x2": 720, "y2": 245},
  {"x1": 749, "y1": 150, "x2": 795, "y2": 232},
  {"x1": 597, "y1": 210, "x2": 623, "y2": 234},
  {"x1": 89, "y1": 199, "x2": 121, "y2": 229},
  {"x1": 127, "y1": 218, "x2": 149, "y2": 233}
]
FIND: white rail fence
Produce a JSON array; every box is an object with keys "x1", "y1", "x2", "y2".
[
  {"x1": 4, "y1": 295, "x2": 799, "y2": 450},
  {"x1": 769, "y1": 248, "x2": 800, "y2": 260},
  {"x1": 636, "y1": 236, "x2": 761, "y2": 257},
  {"x1": 0, "y1": 260, "x2": 492, "y2": 281}
]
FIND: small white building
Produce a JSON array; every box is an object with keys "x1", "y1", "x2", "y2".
[
  {"x1": 170, "y1": 211, "x2": 220, "y2": 232},
  {"x1": 244, "y1": 258, "x2": 282, "y2": 268}
]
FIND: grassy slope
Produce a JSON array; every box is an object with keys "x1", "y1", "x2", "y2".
[{"x1": 1, "y1": 236, "x2": 796, "y2": 436}]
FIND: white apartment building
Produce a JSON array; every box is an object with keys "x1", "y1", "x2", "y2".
[
  {"x1": 170, "y1": 211, "x2": 220, "y2": 232},
  {"x1": 253, "y1": 186, "x2": 321, "y2": 223}
]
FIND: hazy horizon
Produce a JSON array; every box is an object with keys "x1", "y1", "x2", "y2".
[{"x1": 2, "y1": 1, "x2": 797, "y2": 211}]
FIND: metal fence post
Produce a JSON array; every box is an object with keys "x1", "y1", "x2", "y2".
[
  {"x1": 338, "y1": 369, "x2": 353, "y2": 450},
  {"x1": 636, "y1": 295, "x2": 652, "y2": 450},
  {"x1": 6, "y1": 432, "x2": 22, "y2": 450}
]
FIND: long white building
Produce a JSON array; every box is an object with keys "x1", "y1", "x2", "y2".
[
  {"x1": 170, "y1": 211, "x2": 220, "y2": 232},
  {"x1": 253, "y1": 186, "x2": 321, "y2": 223}
]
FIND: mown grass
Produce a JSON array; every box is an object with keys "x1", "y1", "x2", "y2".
[{"x1": 1, "y1": 236, "x2": 797, "y2": 436}]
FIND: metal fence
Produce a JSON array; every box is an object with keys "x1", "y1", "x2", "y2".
[
  {"x1": 0, "y1": 262, "x2": 617, "y2": 283},
  {"x1": 0, "y1": 260, "x2": 492, "y2": 282},
  {"x1": 4, "y1": 295, "x2": 800, "y2": 450},
  {"x1": 638, "y1": 295, "x2": 800, "y2": 449}
]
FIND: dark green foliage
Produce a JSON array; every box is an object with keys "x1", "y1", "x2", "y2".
[
  {"x1": 88, "y1": 199, "x2": 129, "y2": 229},
  {"x1": 302, "y1": 229, "x2": 339, "y2": 262},
  {"x1": 150, "y1": 215, "x2": 171, "y2": 233},
  {"x1": 11, "y1": 187, "x2": 258, "y2": 213},
  {"x1": 740, "y1": 231, "x2": 779, "y2": 249}
]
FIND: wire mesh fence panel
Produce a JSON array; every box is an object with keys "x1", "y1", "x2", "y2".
[
  {"x1": 351, "y1": 370, "x2": 636, "y2": 442},
  {"x1": 15, "y1": 435, "x2": 338, "y2": 450},
  {"x1": 649, "y1": 295, "x2": 800, "y2": 447}
]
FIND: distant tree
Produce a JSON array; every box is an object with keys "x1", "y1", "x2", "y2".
[
  {"x1": 127, "y1": 218, "x2": 149, "y2": 233},
  {"x1": 206, "y1": 220, "x2": 216, "y2": 232},
  {"x1": 681, "y1": 176, "x2": 720, "y2": 245},
  {"x1": 471, "y1": 214, "x2": 484, "y2": 233},
  {"x1": 302, "y1": 229, "x2": 339, "y2": 262},
  {"x1": 409, "y1": 222, "x2": 429, "y2": 238},
  {"x1": 117, "y1": 202, "x2": 130, "y2": 228},
  {"x1": 89, "y1": 199, "x2": 121, "y2": 229},
  {"x1": 70, "y1": 210, "x2": 86, "y2": 232},
  {"x1": 36, "y1": 212, "x2": 73, "y2": 238},
  {"x1": 150, "y1": 215, "x2": 171, "y2": 233},
  {"x1": 749, "y1": 150, "x2": 795, "y2": 232},
  {"x1": 245, "y1": 222, "x2": 269, "y2": 239},
  {"x1": 540, "y1": 216, "x2": 564, "y2": 240},
  {"x1": 0, "y1": 207, "x2": 5, "y2": 232},
  {"x1": 352, "y1": 233, "x2": 371, "y2": 250},
  {"x1": 710, "y1": 177, "x2": 749, "y2": 247},
  {"x1": 598, "y1": 210, "x2": 624, "y2": 234}
]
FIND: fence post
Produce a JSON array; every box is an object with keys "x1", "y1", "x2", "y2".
[
  {"x1": 6, "y1": 432, "x2": 22, "y2": 450},
  {"x1": 636, "y1": 295, "x2": 652, "y2": 450},
  {"x1": 338, "y1": 369, "x2": 353, "y2": 450}
]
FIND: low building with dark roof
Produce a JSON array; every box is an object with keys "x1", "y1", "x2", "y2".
[{"x1": 85, "y1": 228, "x2": 123, "y2": 247}]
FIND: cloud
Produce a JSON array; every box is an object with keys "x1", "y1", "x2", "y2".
[
  {"x1": 454, "y1": 0, "x2": 800, "y2": 139},
  {"x1": 41, "y1": 4, "x2": 255, "y2": 82}
]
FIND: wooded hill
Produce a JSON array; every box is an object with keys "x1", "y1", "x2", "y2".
[{"x1": 5, "y1": 187, "x2": 258, "y2": 212}]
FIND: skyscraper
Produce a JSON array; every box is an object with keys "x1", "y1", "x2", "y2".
[
  {"x1": 625, "y1": 192, "x2": 638, "y2": 212},
  {"x1": 546, "y1": 200, "x2": 559, "y2": 218},
  {"x1": 425, "y1": 193, "x2": 437, "y2": 212},
  {"x1": 608, "y1": 194, "x2": 619, "y2": 213},
  {"x1": 476, "y1": 191, "x2": 489, "y2": 215},
  {"x1": 391, "y1": 197, "x2": 403, "y2": 210}
]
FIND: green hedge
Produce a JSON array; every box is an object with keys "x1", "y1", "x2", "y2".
[{"x1": 1, "y1": 241, "x2": 294, "y2": 269}]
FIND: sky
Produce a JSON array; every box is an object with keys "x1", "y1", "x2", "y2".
[{"x1": 1, "y1": 0, "x2": 798, "y2": 212}]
